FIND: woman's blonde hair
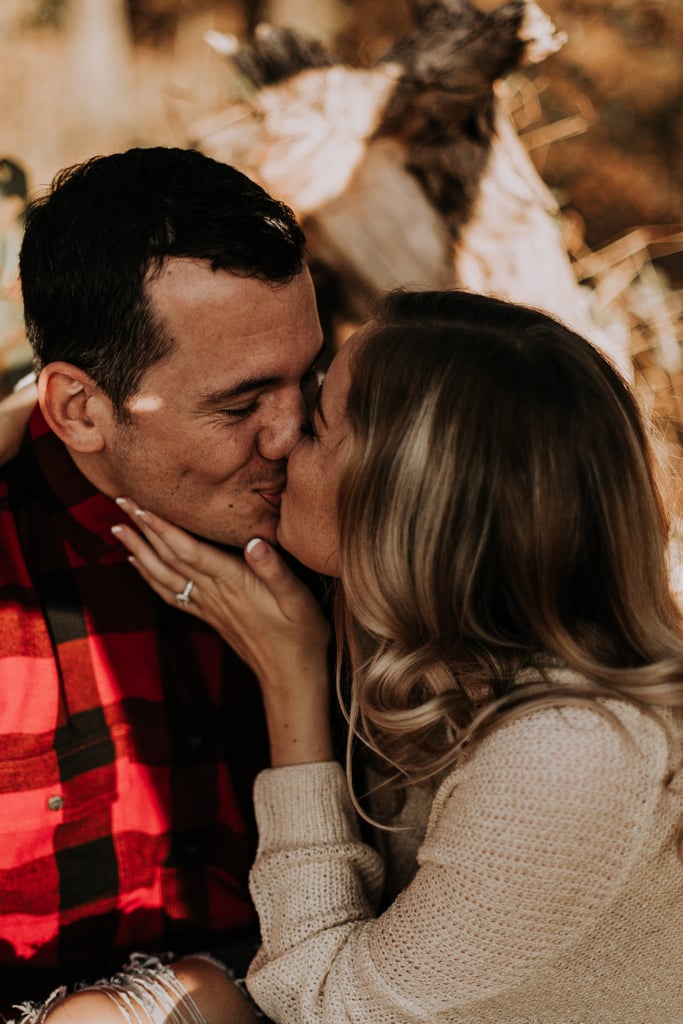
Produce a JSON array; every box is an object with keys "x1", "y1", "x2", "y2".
[{"x1": 336, "y1": 290, "x2": 683, "y2": 794}]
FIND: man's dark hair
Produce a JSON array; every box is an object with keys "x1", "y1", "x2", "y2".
[{"x1": 20, "y1": 146, "x2": 306, "y2": 416}]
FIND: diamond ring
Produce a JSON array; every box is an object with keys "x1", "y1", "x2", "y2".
[{"x1": 175, "y1": 579, "x2": 195, "y2": 606}]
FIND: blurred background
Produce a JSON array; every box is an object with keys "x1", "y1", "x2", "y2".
[
  {"x1": 1, "y1": 0, "x2": 681, "y2": 424},
  {"x1": 2, "y1": 2, "x2": 681, "y2": 234}
]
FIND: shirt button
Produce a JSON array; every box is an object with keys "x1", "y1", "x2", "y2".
[{"x1": 47, "y1": 794, "x2": 64, "y2": 811}]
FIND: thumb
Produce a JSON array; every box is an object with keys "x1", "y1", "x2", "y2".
[
  {"x1": 244, "y1": 537, "x2": 317, "y2": 615},
  {"x1": 244, "y1": 537, "x2": 294, "y2": 589},
  {"x1": 245, "y1": 537, "x2": 271, "y2": 565}
]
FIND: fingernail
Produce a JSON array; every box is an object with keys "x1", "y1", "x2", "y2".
[
  {"x1": 111, "y1": 525, "x2": 123, "y2": 535},
  {"x1": 134, "y1": 508, "x2": 149, "y2": 520},
  {"x1": 246, "y1": 537, "x2": 268, "y2": 562},
  {"x1": 115, "y1": 497, "x2": 127, "y2": 506}
]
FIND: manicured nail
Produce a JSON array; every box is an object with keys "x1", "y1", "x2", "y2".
[
  {"x1": 246, "y1": 537, "x2": 268, "y2": 562},
  {"x1": 134, "y1": 508, "x2": 150, "y2": 520},
  {"x1": 115, "y1": 497, "x2": 127, "y2": 506},
  {"x1": 111, "y1": 525, "x2": 123, "y2": 535}
]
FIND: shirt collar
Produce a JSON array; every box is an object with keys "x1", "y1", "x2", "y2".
[{"x1": 28, "y1": 405, "x2": 124, "y2": 561}]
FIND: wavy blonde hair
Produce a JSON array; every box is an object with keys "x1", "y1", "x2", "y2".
[{"x1": 335, "y1": 290, "x2": 683, "y2": 800}]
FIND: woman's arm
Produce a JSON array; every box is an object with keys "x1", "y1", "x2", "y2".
[
  {"x1": 110, "y1": 507, "x2": 670, "y2": 1023},
  {"x1": 0, "y1": 376, "x2": 37, "y2": 463},
  {"x1": 244, "y1": 704, "x2": 666, "y2": 1023}
]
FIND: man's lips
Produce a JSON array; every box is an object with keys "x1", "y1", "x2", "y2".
[{"x1": 256, "y1": 482, "x2": 285, "y2": 508}]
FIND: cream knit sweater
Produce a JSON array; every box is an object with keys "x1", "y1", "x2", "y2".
[{"x1": 247, "y1": 695, "x2": 683, "y2": 1023}]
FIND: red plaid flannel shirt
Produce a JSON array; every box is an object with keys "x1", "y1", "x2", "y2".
[{"x1": 0, "y1": 408, "x2": 268, "y2": 1002}]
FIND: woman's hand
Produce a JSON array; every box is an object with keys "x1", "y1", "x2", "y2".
[
  {"x1": 112, "y1": 498, "x2": 333, "y2": 766},
  {"x1": 0, "y1": 377, "x2": 37, "y2": 464}
]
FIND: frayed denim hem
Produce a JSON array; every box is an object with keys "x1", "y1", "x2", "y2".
[{"x1": 7, "y1": 952, "x2": 213, "y2": 1024}]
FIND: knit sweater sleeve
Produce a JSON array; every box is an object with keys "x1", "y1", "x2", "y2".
[{"x1": 246, "y1": 704, "x2": 667, "y2": 1023}]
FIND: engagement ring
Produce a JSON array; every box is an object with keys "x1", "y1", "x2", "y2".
[{"x1": 175, "y1": 579, "x2": 195, "y2": 606}]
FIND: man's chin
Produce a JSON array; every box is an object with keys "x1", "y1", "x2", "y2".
[
  {"x1": 186, "y1": 517, "x2": 279, "y2": 550},
  {"x1": 140, "y1": 498, "x2": 279, "y2": 549}
]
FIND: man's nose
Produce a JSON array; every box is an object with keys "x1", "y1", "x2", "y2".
[{"x1": 257, "y1": 390, "x2": 306, "y2": 461}]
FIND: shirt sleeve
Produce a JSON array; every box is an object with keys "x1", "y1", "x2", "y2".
[{"x1": 246, "y1": 704, "x2": 665, "y2": 1023}]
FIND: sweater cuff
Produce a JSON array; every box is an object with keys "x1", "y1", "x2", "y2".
[{"x1": 253, "y1": 761, "x2": 359, "y2": 850}]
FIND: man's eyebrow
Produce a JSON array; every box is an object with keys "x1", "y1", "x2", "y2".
[
  {"x1": 198, "y1": 375, "x2": 279, "y2": 407},
  {"x1": 199, "y1": 341, "x2": 326, "y2": 408}
]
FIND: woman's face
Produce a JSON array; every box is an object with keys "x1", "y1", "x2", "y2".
[{"x1": 277, "y1": 331, "x2": 364, "y2": 576}]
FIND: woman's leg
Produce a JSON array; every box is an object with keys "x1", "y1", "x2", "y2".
[{"x1": 33, "y1": 955, "x2": 261, "y2": 1024}]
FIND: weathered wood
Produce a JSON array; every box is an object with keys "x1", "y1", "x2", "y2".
[
  {"x1": 260, "y1": 0, "x2": 350, "y2": 45},
  {"x1": 454, "y1": 99, "x2": 632, "y2": 378},
  {"x1": 193, "y1": 1, "x2": 629, "y2": 375},
  {"x1": 215, "y1": 22, "x2": 335, "y2": 87},
  {"x1": 193, "y1": 60, "x2": 455, "y2": 321}
]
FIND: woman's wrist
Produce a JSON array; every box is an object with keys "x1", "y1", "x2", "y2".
[{"x1": 261, "y1": 683, "x2": 334, "y2": 766}]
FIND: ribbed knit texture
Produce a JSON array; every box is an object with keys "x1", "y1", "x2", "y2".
[{"x1": 247, "y1": 691, "x2": 683, "y2": 1023}]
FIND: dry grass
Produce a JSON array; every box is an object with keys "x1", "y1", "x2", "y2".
[{"x1": 507, "y1": 70, "x2": 683, "y2": 528}]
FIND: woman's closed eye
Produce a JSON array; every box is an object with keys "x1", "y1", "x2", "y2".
[
  {"x1": 301, "y1": 365, "x2": 323, "y2": 415},
  {"x1": 300, "y1": 419, "x2": 320, "y2": 440}
]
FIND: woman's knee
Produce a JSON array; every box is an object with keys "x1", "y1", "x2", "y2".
[
  {"x1": 40, "y1": 956, "x2": 261, "y2": 1024},
  {"x1": 42, "y1": 989, "x2": 124, "y2": 1024},
  {"x1": 171, "y1": 956, "x2": 261, "y2": 1024}
]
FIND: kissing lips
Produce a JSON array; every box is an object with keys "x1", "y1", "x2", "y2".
[{"x1": 256, "y1": 482, "x2": 285, "y2": 509}]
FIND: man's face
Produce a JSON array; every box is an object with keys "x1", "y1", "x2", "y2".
[{"x1": 98, "y1": 258, "x2": 323, "y2": 546}]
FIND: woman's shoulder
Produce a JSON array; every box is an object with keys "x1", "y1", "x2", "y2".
[
  {"x1": 464, "y1": 666, "x2": 679, "y2": 781},
  {"x1": 423, "y1": 676, "x2": 681, "y2": 860}
]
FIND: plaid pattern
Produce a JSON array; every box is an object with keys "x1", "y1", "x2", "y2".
[{"x1": 0, "y1": 408, "x2": 268, "y2": 999}]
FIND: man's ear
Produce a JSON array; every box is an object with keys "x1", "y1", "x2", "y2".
[{"x1": 38, "y1": 362, "x2": 110, "y2": 453}]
